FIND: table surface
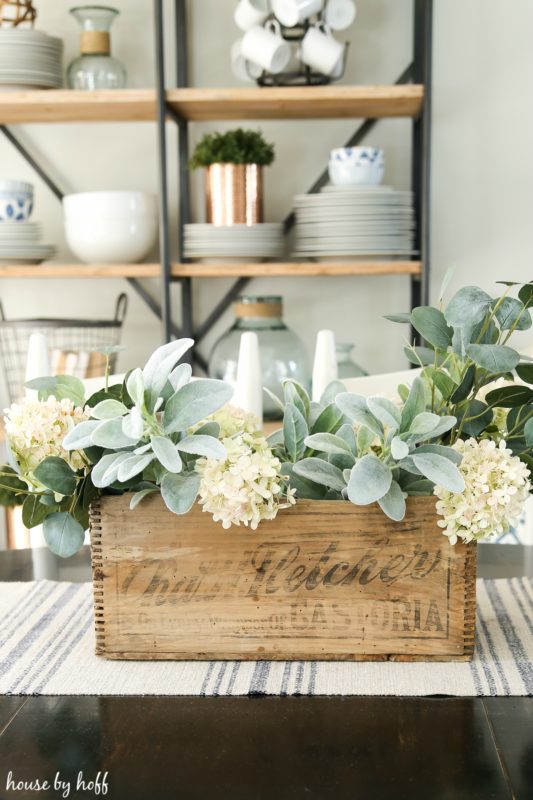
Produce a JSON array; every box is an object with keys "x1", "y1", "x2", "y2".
[{"x1": 0, "y1": 545, "x2": 531, "y2": 800}]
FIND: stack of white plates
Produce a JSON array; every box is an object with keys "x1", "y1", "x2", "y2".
[
  {"x1": 0, "y1": 29, "x2": 63, "y2": 90},
  {"x1": 0, "y1": 221, "x2": 56, "y2": 265},
  {"x1": 184, "y1": 224, "x2": 284, "y2": 263},
  {"x1": 292, "y1": 185, "x2": 416, "y2": 262}
]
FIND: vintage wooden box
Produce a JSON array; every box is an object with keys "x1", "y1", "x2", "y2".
[{"x1": 89, "y1": 494, "x2": 476, "y2": 662}]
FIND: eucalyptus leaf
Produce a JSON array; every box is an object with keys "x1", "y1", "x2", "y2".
[
  {"x1": 91, "y1": 418, "x2": 139, "y2": 449},
  {"x1": 176, "y1": 435, "x2": 226, "y2": 460},
  {"x1": 92, "y1": 399, "x2": 128, "y2": 420},
  {"x1": 456, "y1": 400, "x2": 493, "y2": 437},
  {"x1": 524, "y1": 418, "x2": 533, "y2": 446},
  {"x1": 26, "y1": 375, "x2": 85, "y2": 407},
  {"x1": 347, "y1": 454, "x2": 392, "y2": 505},
  {"x1": 445, "y1": 286, "x2": 492, "y2": 327},
  {"x1": 411, "y1": 452, "x2": 465, "y2": 493},
  {"x1": 411, "y1": 306, "x2": 453, "y2": 349},
  {"x1": 283, "y1": 403, "x2": 308, "y2": 462},
  {"x1": 367, "y1": 396, "x2": 401, "y2": 430},
  {"x1": 163, "y1": 379, "x2": 233, "y2": 433},
  {"x1": 403, "y1": 346, "x2": 435, "y2": 367},
  {"x1": 518, "y1": 282, "x2": 533, "y2": 309},
  {"x1": 43, "y1": 512, "x2": 85, "y2": 558},
  {"x1": 383, "y1": 312, "x2": 411, "y2": 323},
  {"x1": 466, "y1": 344, "x2": 520, "y2": 373},
  {"x1": 377, "y1": 480, "x2": 406, "y2": 521},
  {"x1": 160, "y1": 471, "x2": 201, "y2": 515},
  {"x1": 34, "y1": 457, "x2": 77, "y2": 497},
  {"x1": 492, "y1": 296, "x2": 532, "y2": 331},
  {"x1": 293, "y1": 458, "x2": 346, "y2": 492},
  {"x1": 22, "y1": 494, "x2": 54, "y2": 528},
  {"x1": 485, "y1": 385, "x2": 533, "y2": 408},
  {"x1": 516, "y1": 364, "x2": 533, "y2": 384},
  {"x1": 450, "y1": 364, "x2": 476, "y2": 403},
  {"x1": 439, "y1": 265, "x2": 456, "y2": 302},
  {"x1": 426, "y1": 368, "x2": 456, "y2": 400}
]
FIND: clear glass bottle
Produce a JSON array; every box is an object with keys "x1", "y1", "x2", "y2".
[
  {"x1": 336, "y1": 342, "x2": 368, "y2": 379},
  {"x1": 208, "y1": 295, "x2": 311, "y2": 421},
  {"x1": 67, "y1": 6, "x2": 127, "y2": 90}
]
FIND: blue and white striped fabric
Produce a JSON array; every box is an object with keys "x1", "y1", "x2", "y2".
[{"x1": 0, "y1": 578, "x2": 531, "y2": 696}]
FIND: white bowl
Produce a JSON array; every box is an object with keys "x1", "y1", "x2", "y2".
[
  {"x1": 65, "y1": 215, "x2": 158, "y2": 264},
  {"x1": 63, "y1": 191, "x2": 157, "y2": 219},
  {"x1": 328, "y1": 157, "x2": 385, "y2": 186}
]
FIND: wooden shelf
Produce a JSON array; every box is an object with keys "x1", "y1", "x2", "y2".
[
  {"x1": 167, "y1": 85, "x2": 424, "y2": 121},
  {"x1": 0, "y1": 261, "x2": 421, "y2": 279},
  {"x1": 0, "y1": 85, "x2": 423, "y2": 124},
  {"x1": 0, "y1": 89, "x2": 156, "y2": 124}
]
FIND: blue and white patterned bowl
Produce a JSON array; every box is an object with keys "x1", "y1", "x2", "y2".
[
  {"x1": 328, "y1": 147, "x2": 385, "y2": 186},
  {"x1": 0, "y1": 180, "x2": 34, "y2": 221}
]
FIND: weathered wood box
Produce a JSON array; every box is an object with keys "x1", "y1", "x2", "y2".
[{"x1": 89, "y1": 495, "x2": 476, "y2": 662}]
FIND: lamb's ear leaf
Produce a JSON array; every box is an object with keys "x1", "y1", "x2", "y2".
[
  {"x1": 283, "y1": 403, "x2": 308, "y2": 462},
  {"x1": 160, "y1": 472, "x2": 201, "y2": 515},
  {"x1": 142, "y1": 339, "x2": 194, "y2": 393},
  {"x1": 293, "y1": 457, "x2": 346, "y2": 492},
  {"x1": 163, "y1": 380, "x2": 233, "y2": 434},
  {"x1": 411, "y1": 452, "x2": 465, "y2": 493},
  {"x1": 347, "y1": 455, "x2": 392, "y2": 505},
  {"x1": 377, "y1": 480, "x2": 406, "y2": 521},
  {"x1": 400, "y1": 377, "x2": 426, "y2": 432}
]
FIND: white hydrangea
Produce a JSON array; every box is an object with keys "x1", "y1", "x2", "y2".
[
  {"x1": 434, "y1": 438, "x2": 531, "y2": 545},
  {"x1": 195, "y1": 432, "x2": 295, "y2": 529},
  {"x1": 191, "y1": 404, "x2": 260, "y2": 438},
  {"x1": 4, "y1": 396, "x2": 90, "y2": 475}
]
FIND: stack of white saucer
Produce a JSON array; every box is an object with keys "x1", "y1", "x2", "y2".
[
  {"x1": 0, "y1": 28, "x2": 63, "y2": 90},
  {"x1": 184, "y1": 224, "x2": 284, "y2": 263},
  {"x1": 0, "y1": 221, "x2": 56, "y2": 265}
]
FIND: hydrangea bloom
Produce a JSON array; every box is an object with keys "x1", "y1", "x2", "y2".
[
  {"x1": 196, "y1": 432, "x2": 295, "y2": 529},
  {"x1": 191, "y1": 404, "x2": 260, "y2": 438},
  {"x1": 4, "y1": 396, "x2": 90, "y2": 476},
  {"x1": 434, "y1": 438, "x2": 531, "y2": 545}
]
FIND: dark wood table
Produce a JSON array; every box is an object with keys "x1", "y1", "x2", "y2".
[{"x1": 0, "y1": 545, "x2": 531, "y2": 800}]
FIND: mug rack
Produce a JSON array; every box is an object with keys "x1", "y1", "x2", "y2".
[{"x1": 246, "y1": 17, "x2": 349, "y2": 87}]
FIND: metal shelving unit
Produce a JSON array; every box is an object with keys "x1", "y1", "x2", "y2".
[{"x1": 0, "y1": 0, "x2": 432, "y2": 373}]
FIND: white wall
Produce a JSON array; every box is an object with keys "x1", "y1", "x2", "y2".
[{"x1": 0, "y1": 0, "x2": 531, "y2": 405}]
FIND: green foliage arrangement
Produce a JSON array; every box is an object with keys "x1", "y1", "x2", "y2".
[
  {"x1": 189, "y1": 128, "x2": 275, "y2": 168},
  {"x1": 0, "y1": 277, "x2": 531, "y2": 558}
]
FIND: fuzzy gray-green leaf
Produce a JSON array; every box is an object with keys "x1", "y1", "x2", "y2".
[
  {"x1": 293, "y1": 458, "x2": 346, "y2": 492},
  {"x1": 347, "y1": 454, "x2": 392, "y2": 505}
]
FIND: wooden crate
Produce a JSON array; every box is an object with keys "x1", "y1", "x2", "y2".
[{"x1": 90, "y1": 495, "x2": 476, "y2": 662}]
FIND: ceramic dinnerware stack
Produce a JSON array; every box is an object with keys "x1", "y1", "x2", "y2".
[
  {"x1": 291, "y1": 185, "x2": 415, "y2": 262},
  {"x1": 0, "y1": 28, "x2": 63, "y2": 89},
  {"x1": 184, "y1": 223, "x2": 284, "y2": 263},
  {"x1": 0, "y1": 180, "x2": 56, "y2": 264}
]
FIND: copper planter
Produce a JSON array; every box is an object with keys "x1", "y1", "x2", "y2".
[{"x1": 205, "y1": 163, "x2": 263, "y2": 226}]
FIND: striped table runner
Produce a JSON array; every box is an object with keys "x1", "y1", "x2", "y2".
[{"x1": 0, "y1": 578, "x2": 531, "y2": 696}]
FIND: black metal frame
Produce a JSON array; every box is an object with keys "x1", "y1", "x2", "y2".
[{"x1": 0, "y1": 0, "x2": 432, "y2": 370}]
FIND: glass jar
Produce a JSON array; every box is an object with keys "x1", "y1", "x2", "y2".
[
  {"x1": 336, "y1": 342, "x2": 368, "y2": 379},
  {"x1": 67, "y1": 6, "x2": 127, "y2": 90},
  {"x1": 208, "y1": 295, "x2": 310, "y2": 420}
]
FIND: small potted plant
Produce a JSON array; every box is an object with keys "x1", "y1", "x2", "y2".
[{"x1": 189, "y1": 128, "x2": 275, "y2": 226}]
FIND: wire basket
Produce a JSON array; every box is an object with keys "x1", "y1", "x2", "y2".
[
  {"x1": 0, "y1": 0, "x2": 36, "y2": 28},
  {"x1": 0, "y1": 294, "x2": 128, "y2": 402}
]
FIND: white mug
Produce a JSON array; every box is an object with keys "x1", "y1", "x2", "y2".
[
  {"x1": 271, "y1": 0, "x2": 323, "y2": 28},
  {"x1": 234, "y1": 0, "x2": 271, "y2": 32},
  {"x1": 231, "y1": 38, "x2": 263, "y2": 82},
  {"x1": 300, "y1": 22, "x2": 344, "y2": 76},
  {"x1": 323, "y1": 0, "x2": 356, "y2": 31},
  {"x1": 241, "y1": 21, "x2": 291, "y2": 74}
]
